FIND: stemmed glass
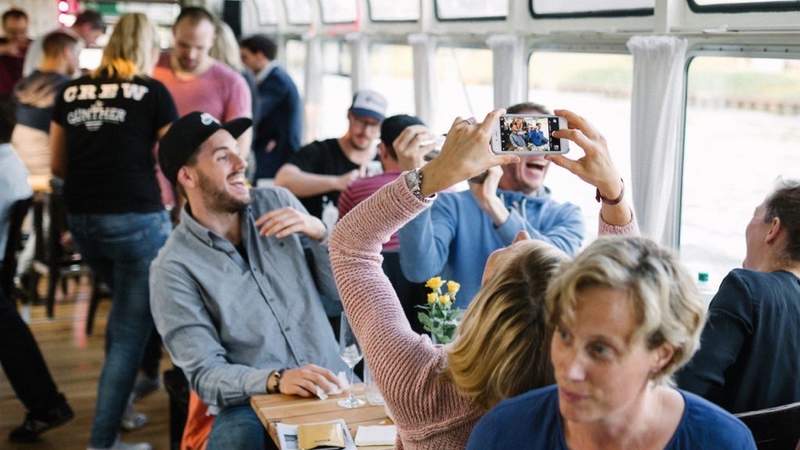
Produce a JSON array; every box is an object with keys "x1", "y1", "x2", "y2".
[{"x1": 337, "y1": 314, "x2": 365, "y2": 408}]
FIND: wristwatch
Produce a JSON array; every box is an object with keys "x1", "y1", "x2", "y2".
[
  {"x1": 267, "y1": 368, "x2": 285, "y2": 394},
  {"x1": 595, "y1": 178, "x2": 625, "y2": 205},
  {"x1": 404, "y1": 168, "x2": 431, "y2": 201}
]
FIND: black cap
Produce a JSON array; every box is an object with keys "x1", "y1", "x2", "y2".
[
  {"x1": 158, "y1": 112, "x2": 252, "y2": 185},
  {"x1": 380, "y1": 114, "x2": 425, "y2": 147}
]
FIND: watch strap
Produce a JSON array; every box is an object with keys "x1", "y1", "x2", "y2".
[{"x1": 595, "y1": 179, "x2": 624, "y2": 205}]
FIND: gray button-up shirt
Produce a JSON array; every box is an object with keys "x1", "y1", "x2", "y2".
[{"x1": 150, "y1": 187, "x2": 346, "y2": 410}]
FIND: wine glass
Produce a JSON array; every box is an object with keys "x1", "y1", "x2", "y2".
[{"x1": 338, "y1": 314, "x2": 365, "y2": 408}]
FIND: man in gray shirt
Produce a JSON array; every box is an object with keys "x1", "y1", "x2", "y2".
[{"x1": 151, "y1": 112, "x2": 346, "y2": 450}]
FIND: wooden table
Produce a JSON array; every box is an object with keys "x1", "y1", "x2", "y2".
[{"x1": 251, "y1": 385, "x2": 393, "y2": 449}]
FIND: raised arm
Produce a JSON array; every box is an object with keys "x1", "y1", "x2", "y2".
[{"x1": 274, "y1": 163, "x2": 358, "y2": 198}]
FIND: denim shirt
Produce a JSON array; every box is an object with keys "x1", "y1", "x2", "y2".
[{"x1": 150, "y1": 186, "x2": 346, "y2": 411}]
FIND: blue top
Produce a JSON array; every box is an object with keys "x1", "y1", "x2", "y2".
[
  {"x1": 528, "y1": 128, "x2": 548, "y2": 146},
  {"x1": 467, "y1": 385, "x2": 756, "y2": 450},
  {"x1": 677, "y1": 269, "x2": 800, "y2": 413},
  {"x1": 398, "y1": 188, "x2": 583, "y2": 306}
]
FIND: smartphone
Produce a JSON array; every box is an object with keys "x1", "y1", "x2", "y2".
[{"x1": 490, "y1": 114, "x2": 569, "y2": 155}]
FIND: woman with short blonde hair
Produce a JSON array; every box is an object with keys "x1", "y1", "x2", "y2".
[
  {"x1": 467, "y1": 236, "x2": 756, "y2": 450},
  {"x1": 50, "y1": 12, "x2": 178, "y2": 450}
]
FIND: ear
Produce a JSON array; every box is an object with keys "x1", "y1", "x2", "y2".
[
  {"x1": 651, "y1": 344, "x2": 675, "y2": 378},
  {"x1": 764, "y1": 216, "x2": 782, "y2": 245},
  {"x1": 177, "y1": 166, "x2": 197, "y2": 190}
]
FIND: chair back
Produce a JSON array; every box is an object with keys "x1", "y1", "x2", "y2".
[
  {"x1": 1, "y1": 196, "x2": 32, "y2": 298},
  {"x1": 736, "y1": 401, "x2": 800, "y2": 450}
]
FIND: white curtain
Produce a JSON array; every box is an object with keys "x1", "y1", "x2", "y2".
[
  {"x1": 347, "y1": 33, "x2": 370, "y2": 93},
  {"x1": 409, "y1": 33, "x2": 437, "y2": 126},
  {"x1": 486, "y1": 34, "x2": 526, "y2": 109},
  {"x1": 303, "y1": 35, "x2": 323, "y2": 142},
  {"x1": 627, "y1": 36, "x2": 688, "y2": 246}
]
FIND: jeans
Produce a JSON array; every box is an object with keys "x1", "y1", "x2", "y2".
[
  {"x1": 207, "y1": 405, "x2": 276, "y2": 450},
  {"x1": 68, "y1": 211, "x2": 170, "y2": 448},
  {"x1": 0, "y1": 280, "x2": 66, "y2": 416}
]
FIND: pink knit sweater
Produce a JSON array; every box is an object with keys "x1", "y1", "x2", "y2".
[{"x1": 329, "y1": 176, "x2": 637, "y2": 450}]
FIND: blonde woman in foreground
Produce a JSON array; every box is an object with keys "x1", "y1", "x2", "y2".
[
  {"x1": 467, "y1": 236, "x2": 756, "y2": 449},
  {"x1": 50, "y1": 13, "x2": 178, "y2": 450},
  {"x1": 329, "y1": 108, "x2": 637, "y2": 449}
]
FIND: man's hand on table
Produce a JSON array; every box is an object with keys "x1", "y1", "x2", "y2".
[{"x1": 279, "y1": 364, "x2": 343, "y2": 398}]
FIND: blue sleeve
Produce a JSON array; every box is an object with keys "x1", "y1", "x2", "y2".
[
  {"x1": 398, "y1": 198, "x2": 457, "y2": 283},
  {"x1": 466, "y1": 412, "x2": 501, "y2": 450},
  {"x1": 496, "y1": 203, "x2": 584, "y2": 255},
  {"x1": 676, "y1": 271, "x2": 753, "y2": 404},
  {"x1": 254, "y1": 76, "x2": 289, "y2": 121}
]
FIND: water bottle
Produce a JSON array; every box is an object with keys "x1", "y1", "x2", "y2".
[
  {"x1": 363, "y1": 362, "x2": 385, "y2": 406},
  {"x1": 697, "y1": 272, "x2": 715, "y2": 306}
]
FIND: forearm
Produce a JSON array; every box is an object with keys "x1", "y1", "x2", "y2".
[
  {"x1": 275, "y1": 166, "x2": 341, "y2": 197},
  {"x1": 189, "y1": 361, "x2": 272, "y2": 408},
  {"x1": 397, "y1": 209, "x2": 449, "y2": 282}
]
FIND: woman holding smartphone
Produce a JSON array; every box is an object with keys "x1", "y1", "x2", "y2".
[
  {"x1": 50, "y1": 13, "x2": 177, "y2": 450},
  {"x1": 329, "y1": 108, "x2": 637, "y2": 449}
]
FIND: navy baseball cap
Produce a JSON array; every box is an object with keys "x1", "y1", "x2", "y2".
[
  {"x1": 349, "y1": 89, "x2": 388, "y2": 122},
  {"x1": 158, "y1": 112, "x2": 252, "y2": 185}
]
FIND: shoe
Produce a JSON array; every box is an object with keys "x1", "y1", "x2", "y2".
[
  {"x1": 120, "y1": 396, "x2": 148, "y2": 431},
  {"x1": 8, "y1": 397, "x2": 74, "y2": 442},
  {"x1": 132, "y1": 373, "x2": 160, "y2": 401},
  {"x1": 87, "y1": 438, "x2": 153, "y2": 450}
]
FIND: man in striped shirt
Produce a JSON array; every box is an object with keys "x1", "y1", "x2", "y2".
[{"x1": 337, "y1": 114, "x2": 434, "y2": 332}]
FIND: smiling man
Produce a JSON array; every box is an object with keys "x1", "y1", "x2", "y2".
[
  {"x1": 398, "y1": 102, "x2": 584, "y2": 306},
  {"x1": 150, "y1": 112, "x2": 346, "y2": 450}
]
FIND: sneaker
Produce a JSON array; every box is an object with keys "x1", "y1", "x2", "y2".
[
  {"x1": 120, "y1": 396, "x2": 148, "y2": 431},
  {"x1": 8, "y1": 398, "x2": 74, "y2": 442},
  {"x1": 87, "y1": 438, "x2": 153, "y2": 450},
  {"x1": 132, "y1": 373, "x2": 160, "y2": 401}
]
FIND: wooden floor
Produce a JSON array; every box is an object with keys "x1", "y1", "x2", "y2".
[{"x1": 0, "y1": 280, "x2": 172, "y2": 450}]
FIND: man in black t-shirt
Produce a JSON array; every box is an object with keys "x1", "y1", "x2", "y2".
[{"x1": 274, "y1": 89, "x2": 387, "y2": 220}]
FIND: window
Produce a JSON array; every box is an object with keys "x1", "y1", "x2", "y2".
[
  {"x1": 369, "y1": 44, "x2": 415, "y2": 116},
  {"x1": 681, "y1": 55, "x2": 800, "y2": 289},
  {"x1": 528, "y1": 51, "x2": 634, "y2": 243},
  {"x1": 435, "y1": 0, "x2": 507, "y2": 20},
  {"x1": 285, "y1": 39, "x2": 306, "y2": 97},
  {"x1": 284, "y1": 0, "x2": 312, "y2": 24},
  {"x1": 320, "y1": 41, "x2": 352, "y2": 138},
  {"x1": 319, "y1": 0, "x2": 358, "y2": 23},
  {"x1": 530, "y1": 0, "x2": 653, "y2": 18},
  {"x1": 368, "y1": 0, "x2": 420, "y2": 21},
  {"x1": 433, "y1": 47, "x2": 493, "y2": 133},
  {"x1": 252, "y1": 0, "x2": 278, "y2": 25},
  {"x1": 689, "y1": 0, "x2": 800, "y2": 13}
]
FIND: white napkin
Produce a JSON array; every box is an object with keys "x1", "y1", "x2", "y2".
[{"x1": 354, "y1": 425, "x2": 397, "y2": 446}]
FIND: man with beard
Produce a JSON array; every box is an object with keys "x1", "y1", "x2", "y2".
[
  {"x1": 398, "y1": 102, "x2": 587, "y2": 306},
  {"x1": 154, "y1": 7, "x2": 252, "y2": 156},
  {"x1": 150, "y1": 112, "x2": 346, "y2": 450},
  {"x1": 274, "y1": 89, "x2": 387, "y2": 221}
]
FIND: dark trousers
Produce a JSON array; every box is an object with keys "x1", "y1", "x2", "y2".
[{"x1": 0, "y1": 279, "x2": 64, "y2": 416}]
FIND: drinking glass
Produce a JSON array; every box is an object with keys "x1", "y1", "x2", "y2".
[{"x1": 338, "y1": 314, "x2": 365, "y2": 408}]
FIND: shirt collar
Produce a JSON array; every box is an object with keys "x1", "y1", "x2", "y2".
[
  {"x1": 254, "y1": 61, "x2": 278, "y2": 85},
  {"x1": 179, "y1": 204, "x2": 251, "y2": 252}
]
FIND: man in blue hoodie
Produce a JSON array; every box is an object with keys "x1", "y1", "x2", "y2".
[{"x1": 398, "y1": 102, "x2": 584, "y2": 306}]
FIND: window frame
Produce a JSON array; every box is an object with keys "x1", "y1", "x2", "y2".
[
  {"x1": 317, "y1": 0, "x2": 358, "y2": 24},
  {"x1": 282, "y1": 0, "x2": 313, "y2": 25},
  {"x1": 528, "y1": 0, "x2": 653, "y2": 19},
  {"x1": 433, "y1": 0, "x2": 507, "y2": 22},
  {"x1": 687, "y1": 0, "x2": 800, "y2": 14},
  {"x1": 366, "y1": 0, "x2": 419, "y2": 23},
  {"x1": 252, "y1": 0, "x2": 279, "y2": 25},
  {"x1": 675, "y1": 44, "x2": 800, "y2": 250}
]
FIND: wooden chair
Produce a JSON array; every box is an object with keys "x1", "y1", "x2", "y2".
[
  {"x1": 736, "y1": 401, "x2": 800, "y2": 450},
  {"x1": 1, "y1": 197, "x2": 32, "y2": 300}
]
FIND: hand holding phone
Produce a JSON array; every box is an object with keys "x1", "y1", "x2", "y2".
[{"x1": 490, "y1": 114, "x2": 569, "y2": 155}]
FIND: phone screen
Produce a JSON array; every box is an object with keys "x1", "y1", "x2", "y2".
[{"x1": 497, "y1": 115, "x2": 565, "y2": 153}]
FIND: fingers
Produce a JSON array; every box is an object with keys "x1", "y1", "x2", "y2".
[
  {"x1": 257, "y1": 208, "x2": 304, "y2": 237},
  {"x1": 479, "y1": 109, "x2": 505, "y2": 135},
  {"x1": 552, "y1": 128, "x2": 595, "y2": 154},
  {"x1": 491, "y1": 154, "x2": 520, "y2": 167},
  {"x1": 554, "y1": 109, "x2": 599, "y2": 140},
  {"x1": 513, "y1": 230, "x2": 532, "y2": 244},
  {"x1": 545, "y1": 154, "x2": 581, "y2": 173},
  {"x1": 306, "y1": 364, "x2": 343, "y2": 388}
]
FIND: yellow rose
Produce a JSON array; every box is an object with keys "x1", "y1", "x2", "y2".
[
  {"x1": 426, "y1": 276, "x2": 444, "y2": 291},
  {"x1": 447, "y1": 281, "x2": 460, "y2": 295},
  {"x1": 427, "y1": 292, "x2": 438, "y2": 305},
  {"x1": 439, "y1": 294, "x2": 451, "y2": 307}
]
